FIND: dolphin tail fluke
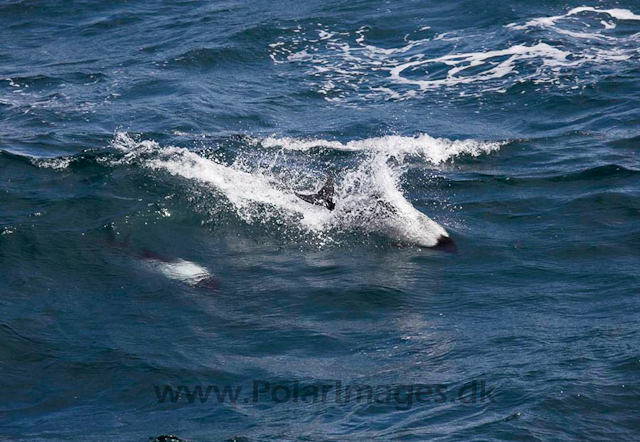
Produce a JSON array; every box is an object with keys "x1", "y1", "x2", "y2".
[{"x1": 295, "y1": 175, "x2": 335, "y2": 211}]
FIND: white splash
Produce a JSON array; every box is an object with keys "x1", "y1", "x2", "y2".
[
  {"x1": 107, "y1": 131, "x2": 501, "y2": 247},
  {"x1": 112, "y1": 133, "x2": 331, "y2": 233}
]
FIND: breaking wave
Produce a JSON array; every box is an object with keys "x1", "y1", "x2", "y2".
[
  {"x1": 31, "y1": 131, "x2": 502, "y2": 248},
  {"x1": 255, "y1": 134, "x2": 503, "y2": 165}
]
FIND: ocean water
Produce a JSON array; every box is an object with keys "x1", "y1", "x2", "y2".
[{"x1": 1, "y1": 0, "x2": 639, "y2": 440}]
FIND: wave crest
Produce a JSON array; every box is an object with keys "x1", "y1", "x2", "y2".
[{"x1": 256, "y1": 134, "x2": 504, "y2": 165}]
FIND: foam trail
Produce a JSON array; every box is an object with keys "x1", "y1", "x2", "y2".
[
  {"x1": 507, "y1": 7, "x2": 640, "y2": 31},
  {"x1": 389, "y1": 43, "x2": 572, "y2": 90},
  {"x1": 270, "y1": 7, "x2": 639, "y2": 101}
]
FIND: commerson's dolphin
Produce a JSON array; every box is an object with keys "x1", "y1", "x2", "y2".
[
  {"x1": 295, "y1": 175, "x2": 336, "y2": 211},
  {"x1": 295, "y1": 176, "x2": 456, "y2": 252},
  {"x1": 104, "y1": 230, "x2": 220, "y2": 290}
]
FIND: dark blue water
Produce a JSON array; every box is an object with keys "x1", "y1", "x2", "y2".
[{"x1": 2, "y1": 1, "x2": 639, "y2": 441}]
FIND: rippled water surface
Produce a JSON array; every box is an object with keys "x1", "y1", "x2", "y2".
[{"x1": 1, "y1": 1, "x2": 639, "y2": 441}]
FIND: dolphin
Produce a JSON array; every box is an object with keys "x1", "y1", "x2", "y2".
[
  {"x1": 295, "y1": 175, "x2": 336, "y2": 211},
  {"x1": 295, "y1": 175, "x2": 456, "y2": 252},
  {"x1": 104, "y1": 230, "x2": 220, "y2": 290}
]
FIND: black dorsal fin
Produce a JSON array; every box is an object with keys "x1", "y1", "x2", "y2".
[{"x1": 295, "y1": 175, "x2": 335, "y2": 211}]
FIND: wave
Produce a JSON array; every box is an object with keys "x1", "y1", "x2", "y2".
[
  {"x1": 561, "y1": 190, "x2": 640, "y2": 209},
  {"x1": 1, "y1": 73, "x2": 107, "y2": 95},
  {"x1": 507, "y1": 7, "x2": 640, "y2": 33},
  {"x1": 79, "y1": 13, "x2": 144, "y2": 35},
  {"x1": 26, "y1": 131, "x2": 501, "y2": 248},
  {"x1": 254, "y1": 134, "x2": 505, "y2": 164},
  {"x1": 167, "y1": 46, "x2": 250, "y2": 69},
  {"x1": 547, "y1": 164, "x2": 640, "y2": 182},
  {"x1": 608, "y1": 135, "x2": 640, "y2": 149},
  {"x1": 445, "y1": 165, "x2": 640, "y2": 190}
]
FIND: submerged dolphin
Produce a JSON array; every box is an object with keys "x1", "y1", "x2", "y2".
[
  {"x1": 295, "y1": 176, "x2": 456, "y2": 252},
  {"x1": 104, "y1": 231, "x2": 220, "y2": 290}
]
